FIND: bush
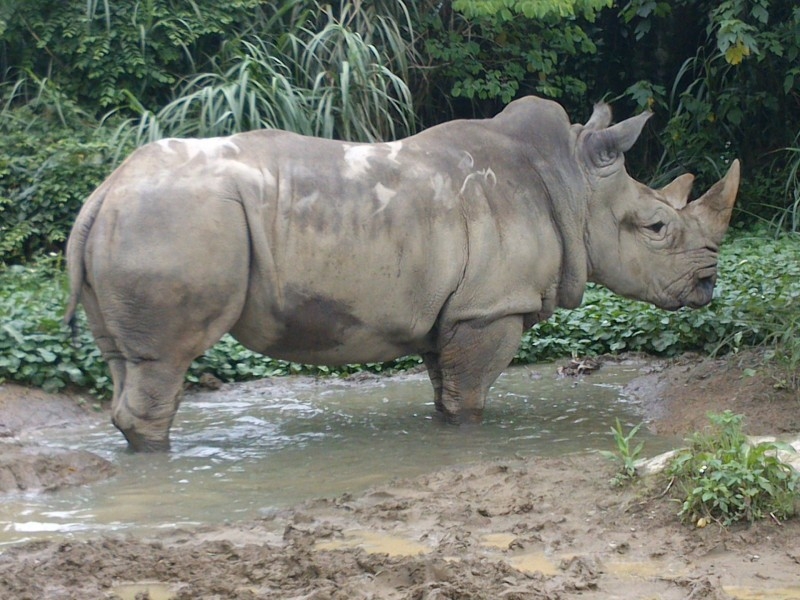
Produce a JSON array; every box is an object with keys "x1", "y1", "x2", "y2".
[
  {"x1": 0, "y1": 257, "x2": 109, "y2": 394},
  {"x1": 0, "y1": 85, "x2": 124, "y2": 264},
  {"x1": 669, "y1": 411, "x2": 800, "y2": 526}
]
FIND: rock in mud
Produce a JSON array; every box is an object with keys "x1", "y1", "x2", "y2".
[{"x1": 0, "y1": 443, "x2": 115, "y2": 493}]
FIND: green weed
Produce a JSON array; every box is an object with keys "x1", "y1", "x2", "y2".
[{"x1": 599, "y1": 418, "x2": 645, "y2": 486}]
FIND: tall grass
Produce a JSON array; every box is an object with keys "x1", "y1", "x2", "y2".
[
  {"x1": 774, "y1": 137, "x2": 800, "y2": 233},
  {"x1": 119, "y1": 1, "x2": 417, "y2": 146}
]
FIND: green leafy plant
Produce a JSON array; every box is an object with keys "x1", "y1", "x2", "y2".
[
  {"x1": 0, "y1": 0, "x2": 272, "y2": 114},
  {"x1": 0, "y1": 257, "x2": 109, "y2": 394},
  {"x1": 599, "y1": 418, "x2": 645, "y2": 486},
  {"x1": 669, "y1": 411, "x2": 800, "y2": 526}
]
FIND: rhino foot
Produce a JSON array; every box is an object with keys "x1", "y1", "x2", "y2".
[{"x1": 119, "y1": 427, "x2": 171, "y2": 453}]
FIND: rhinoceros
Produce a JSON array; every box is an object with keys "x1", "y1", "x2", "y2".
[{"x1": 64, "y1": 96, "x2": 740, "y2": 451}]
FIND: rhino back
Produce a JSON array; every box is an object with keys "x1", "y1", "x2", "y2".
[{"x1": 225, "y1": 115, "x2": 573, "y2": 363}]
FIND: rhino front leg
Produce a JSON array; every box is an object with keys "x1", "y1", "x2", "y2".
[
  {"x1": 435, "y1": 315, "x2": 524, "y2": 424},
  {"x1": 422, "y1": 352, "x2": 444, "y2": 413}
]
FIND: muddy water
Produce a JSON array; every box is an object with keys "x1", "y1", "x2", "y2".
[{"x1": 1, "y1": 361, "x2": 665, "y2": 545}]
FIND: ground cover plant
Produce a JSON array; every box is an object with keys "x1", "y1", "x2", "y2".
[
  {"x1": 669, "y1": 411, "x2": 800, "y2": 526},
  {"x1": 1, "y1": 231, "x2": 798, "y2": 397}
]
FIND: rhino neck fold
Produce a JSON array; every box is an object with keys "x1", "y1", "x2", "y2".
[
  {"x1": 553, "y1": 196, "x2": 588, "y2": 309},
  {"x1": 524, "y1": 151, "x2": 588, "y2": 310}
]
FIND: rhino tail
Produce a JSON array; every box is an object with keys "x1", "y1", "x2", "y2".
[{"x1": 64, "y1": 181, "x2": 110, "y2": 335}]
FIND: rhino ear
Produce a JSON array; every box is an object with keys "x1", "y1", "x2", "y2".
[
  {"x1": 584, "y1": 111, "x2": 652, "y2": 167},
  {"x1": 659, "y1": 173, "x2": 695, "y2": 210},
  {"x1": 584, "y1": 103, "x2": 612, "y2": 130}
]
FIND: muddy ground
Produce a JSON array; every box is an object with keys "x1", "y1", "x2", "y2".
[{"x1": 0, "y1": 352, "x2": 799, "y2": 599}]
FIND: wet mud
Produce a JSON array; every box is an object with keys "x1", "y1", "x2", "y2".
[{"x1": 1, "y1": 351, "x2": 799, "y2": 599}]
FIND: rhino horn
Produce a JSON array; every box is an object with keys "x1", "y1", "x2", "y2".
[
  {"x1": 659, "y1": 173, "x2": 695, "y2": 210},
  {"x1": 684, "y1": 160, "x2": 741, "y2": 244}
]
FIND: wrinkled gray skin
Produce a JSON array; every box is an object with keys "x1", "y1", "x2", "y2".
[{"x1": 65, "y1": 96, "x2": 740, "y2": 451}]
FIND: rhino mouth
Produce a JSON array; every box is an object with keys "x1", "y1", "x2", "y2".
[{"x1": 683, "y1": 265, "x2": 718, "y2": 309}]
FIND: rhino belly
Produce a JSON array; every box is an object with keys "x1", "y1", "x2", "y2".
[{"x1": 230, "y1": 286, "x2": 437, "y2": 366}]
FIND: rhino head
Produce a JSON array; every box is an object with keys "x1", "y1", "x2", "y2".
[{"x1": 574, "y1": 104, "x2": 740, "y2": 311}]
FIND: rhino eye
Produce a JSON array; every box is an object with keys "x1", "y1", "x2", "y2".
[{"x1": 645, "y1": 221, "x2": 665, "y2": 234}]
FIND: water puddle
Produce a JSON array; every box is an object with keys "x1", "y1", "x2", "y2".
[
  {"x1": 605, "y1": 560, "x2": 687, "y2": 580},
  {"x1": 316, "y1": 530, "x2": 429, "y2": 556},
  {"x1": 723, "y1": 586, "x2": 800, "y2": 600},
  {"x1": 507, "y1": 551, "x2": 561, "y2": 576},
  {"x1": 110, "y1": 582, "x2": 177, "y2": 600},
  {"x1": 0, "y1": 362, "x2": 666, "y2": 545}
]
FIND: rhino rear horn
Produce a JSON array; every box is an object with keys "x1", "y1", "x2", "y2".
[
  {"x1": 659, "y1": 173, "x2": 695, "y2": 210},
  {"x1": 685, "y1": 160, "x2": 741, "y2": 244}
]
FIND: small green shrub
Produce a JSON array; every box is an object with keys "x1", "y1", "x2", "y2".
[
  {"x1": 669, "y1": 411, "x2": 800, "y2": 526},
  {"x1": 599, "y1": 418, "x2": 645, "y2": 487},
  {"x1": 0, "y1": 81, "x2": 124, "y2": 264}
]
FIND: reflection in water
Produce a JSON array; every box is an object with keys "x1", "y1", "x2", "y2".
[{"x1": 0, "y1": 362, "x2": 663, "y2": 545}]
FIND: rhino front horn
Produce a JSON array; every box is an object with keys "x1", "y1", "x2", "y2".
[{"x1": 686, "y1": 160, "x2": 741, "y2": 244}]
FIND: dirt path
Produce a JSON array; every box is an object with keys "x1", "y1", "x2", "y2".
[{"x1": 0, "y1": 352, "x2": 798, "y2": 599}]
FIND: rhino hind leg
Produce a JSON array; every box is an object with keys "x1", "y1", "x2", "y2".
[
  {"x1": 81, "y1": 196, "x2": 250, "y2": 451},
  {"x1": 112, "y1": 359, "x2": 189, "y2": 452},
  {"x1": 103, "y1": 288, "x2": 245, "y2": 451},
  {"x1": 82, "y1": 278, "x2": 239, "y2": 452},
  {"x1": 433, "y1": 316, "x2": 524, "y2": 424}
]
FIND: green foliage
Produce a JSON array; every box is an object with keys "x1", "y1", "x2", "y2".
[
  {"x1": 617, "y1": 0, "x2": 800, "y2": 223},
  {"x1": 0, "y1": 0, "x2": 270, "y2": 113},
  {"x1": 599, "y1": 418, "x2": 645, "y2": 486},
  {"x1": 1, "y1": 232, "x2": 797, "y2": 399},
  {"x1": 775, "y1": 138, "x2": 800, "y2": 233},
  {"x1": 0, "y1": 257, "x2": 109, "y2": 394},
  {"x1": 515, "y1": 228, "x2": 800, "y2": 367},
  {"x1": 452, "y1": 0, "x2": 611, "y2": 20},
  {"x1": 669, "y1": 411, "x2": 800, "y2": 526},
  {"x1": 416, "y1": 3, "x2": 599, "y2": 119},
  {"x1": 0, "y1": 80, "x2": 124, "y2": 264}
]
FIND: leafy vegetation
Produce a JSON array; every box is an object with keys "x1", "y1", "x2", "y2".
[
  {"x1": 517, "y1": 228, "x2": 800, "y2": 365},
  {"x1": 1, "y1": 231, "x2": 798, "y2": 397},
  {"x1": 0, "y1": 82, "x2": 123, "y2": 263},
  {"x1": 669, "y1": 411, "x2": 800, "y2": 526}
]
